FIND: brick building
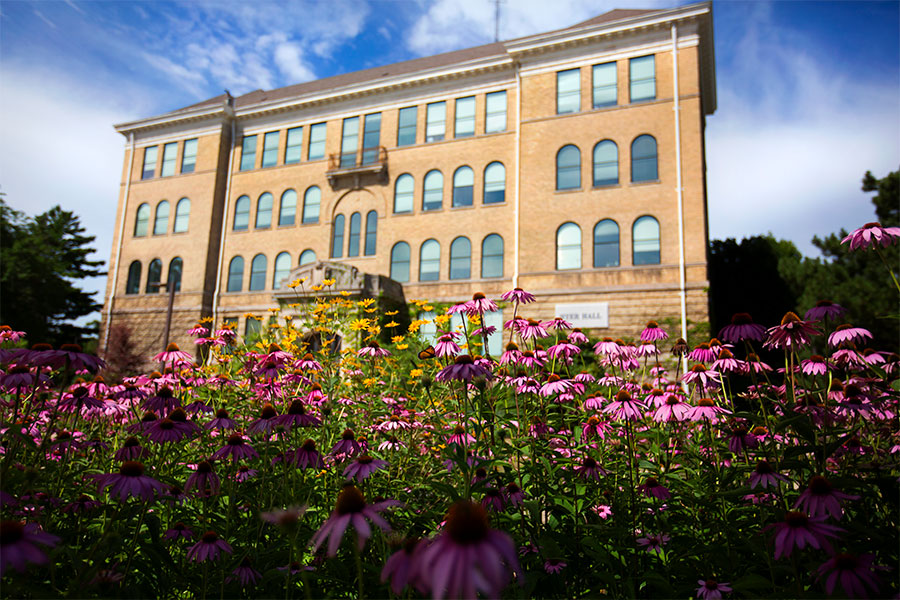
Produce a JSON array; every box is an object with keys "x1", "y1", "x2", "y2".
[{"x1": 100, "y1": 2, "x2": 716, "y2": 359}]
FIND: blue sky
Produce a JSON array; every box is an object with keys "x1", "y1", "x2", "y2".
[{"x1": 1, "y1": 0, "x2": 898, "y2": 322}]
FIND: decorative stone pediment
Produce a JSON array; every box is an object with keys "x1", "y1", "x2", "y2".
[{"x1": 272, "y1": 261, "x2": 404, "y2": 304}]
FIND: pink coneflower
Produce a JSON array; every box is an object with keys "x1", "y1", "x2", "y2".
[
  {"x1": 696, "y1": 578, "x2": 732, "y2": 600},
  {"x1": 568, "y1": 328, "x2": 589, "y2": 344},
  {"x1": 686, "y1": 398, "x2": 730, "y2": 424},
  {"x1": 745, "y1": 353, "x2": 773, "y2": 374},
  {"x1": 640, "y1": 320, "x2": 669, "y2": 342},
  {"x1": 163, "y1": 521, "x2": 194, "y2": 540},
  {"x1": 378, "y1": 436, "x2": 405, "y2": 452},
  {"x1": 142, "y1": 386, "x2": 180, "y2": 414},
  {"x1": 544, "y1": 559, "x2": 567, "y2": 574},
  {"x1": 805, "y1": 300, "x2": 847, "y2": 322},
  {"x1": 417, "y1": 500, "x2": 521, "y2": 599},
  {"x1": 688, "y1": 343, "x2": 716, "y2": 363},
  {"x1": 295, "y1": 352, "x2": 323, "y2": 371},
  {"x1": 603, "y1": 390, "x2": 646, "y2": 422},
  {"x1": 517, "y1": 350, "x2": 544, "y2": 369},
  {"x1": 499, "y1": 342, "x2": 522, "y2": 365},
  {"x1": 212, "y1": 433, "x2": 259, "y2": 462},
  {"x1": 0, "y1": 325, "x2": 26, "y2": 342},
  {"x1": 331, "y1": 429, "x2": 362, "y2": 459},
  {"x1": 447, "y1": 425, "x2": 475, "y2": 447},
  {"x1": 98, "y1": 461, "x2": 167, "y2": 502},
  {"x1": 247, "y1": 403, "x2": 280, "y2": 435},
  {"x1": 711, "y1": 348, "x2": 744, "y2": 374},
  {"x1": 681, "y1": 364, "x2": 721, "y2": 389},
  {"x1": 581, "y1": 415, "x2": 609, "y2": 439},
  {"x1": 153, "y1": 343, "x2": 193, "y2": 366},
  {"x1": 841, "y1": 221, "x2": 900, "y2": 250},
  {"x1": 517, "y1": 319, "x2": 549, "y2": 340},
  {"x1": 311, "y1": 485, "x2": 397, "y2": 557},
  {"x1": 593, "y1": 337, "x2": 621, "y2": 357},
  {"x1": 435, "y1": 355, "x2": 491, "y2": 383},
  {"x1": 726, "y1": 426, "x2": 758, "y2": 454},
  {"x1": 291, "y1": 439, "x2": 324, "y2": 469},
  {"x1": 63, "y1": 494, "x2": 101, "y2": 513},
  {"x1": 828, "y1": 324, "x2": 873, "y2": 348},
  {"x1": 636, "y1": 533, "x2": 669, "y2": 555},
  {"x1": 543, "y1": 316, "x2": 573, "y2": 331},
  {"x1": 465, "y1": 292, "x2": 499, "y2": 315},
  {"x1": 816, "y1": 553, "x2": 881, "y2": 599},
  {"x1": 52, "y1": 343, "x2": 106, "y2": 372},
  {"x1": 381, "y1": 538, "x2": 427, "y2": 596},
  {"x1": 187, "y1": 323, "x2": 210, "y2": 337},
  {"x1": 435, "y1": 334, "x2": 462, "y2": 358},
  {"x1": 114, "y1": 436, "x2": 149, "y2": 461},
  {"x1": 187, "y1": 530, "x2": 233, "y2": 562},
  {"x1": 770, "y1": 512, "x2": 844, "y2": 560},
  {"x1": 0, "y1": 521, "x2": 60, "y2": 575},
  {"x1": 504, "y1": 483, "x2": 524, "y2": 508},
  {"x1": 719, "y1": 313, "x2": 767, "y2": 343},
  {"x1": 500, "y1": 288, "x2": 536, "y2": 304},
  {"x1": 59, "y1": 386, "x2": 105, "y2": 412},
  {"x1": 358, "y1": 341, "x2": 390, "y2": 358},
  {"x1": 205, "y1": 408, "x2": 237, "y2": 431},
  {"x1": 185, "y1": 460, "x2": 220, "y2": 497},
  {"x1": 547, "y1": 341, "x2": 580, "y2": 361},
  {"x1": 801, "y1": 355, "x2": 830, "y2": 376},
  {"x1": 794, "y1": 476, "x2": 859, "y2": 520},
  {"x1": 343, "y1": 455, "x2": 388, "y2": 482},
  {"x1": 227, "y1": 557, "x2": 262, "y2": 587},
  {"x1": 639, "y1": 478, "x2": 671, "y2": 501},
  {"x1": 574, "y1": 456, "x2": 608, "y2": 481},
  {"x1": 146, "y1": 408, "x2": 197, "y2": 443},
  {"x1": 540, "y1": 373, "x2": 572, "y2": 397},
  {"x1": 277, "y1": 399, "x2": 321, "y2": 429},
  {"x1": 765, "y1": 312, "x2": 821, "y2": 350},
  {"x1": 481, "y1": 487, "x2": 506, "y2": 512}
]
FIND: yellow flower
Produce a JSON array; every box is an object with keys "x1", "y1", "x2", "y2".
[
  {"x1": 423, "y1": 305, "x2": 433, "y2": 312},
  {"x1": 268, "y1": 307, "x2": 279, "y2": 313},
  {"x1": 385, "y1": 310, "x2": 399, "y2": 316},
  {"x1": 310, "y1": 284, "x2": 323, "y2": 291},
  {"x1": 391, "y1": 335, "x2": 405, "y2": 344},
  {"x1": 408, "y1": 321, "x2": 423, "y2": 333},
  {"x1": 385, "y1": 321, "x2": 400, "y2": 328},
  {"x1": 363, "y1": 377, "x2": 378, "y2": 388},
  {"x1": 410, "y1": 368, "x2": 423, "y2": 377},
  {"x1": 322, "y1": 278, "x2": 336, "y2": 286},
  {"x1": 349, "y1": 318, "x2": 371, "y2": 331},
  {"x1": 340, "y1": 291, "x2": 352, "y2": 296},
  {"x1": 365, "y1": 307, "x2": 377, "y2": 314},
  {"x1": 434, "y1": 314, "x2": 451, "y2": 326},
  {"x1": 396, "y1": 343, "x2": 408, "y2": 350},
  {"x1": 357, "y1": 298, "x2": 376, "y2": 307}
]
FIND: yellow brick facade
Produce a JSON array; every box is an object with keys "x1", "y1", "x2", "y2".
[{"x1": 101, "y1": 3, "x2": 716, "y2": 361}]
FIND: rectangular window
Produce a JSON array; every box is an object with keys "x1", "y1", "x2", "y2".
[
  {"x1": 284, "y1": 127, "x2": 303, "y2": 164},
  {"x1": 245, "y1": 316, "x2": 262, "y2": 338},
  {"x1": 223, "y1": 316, "x2": 238, "y2": 329},
  {"x1": 592, "y1": 62, "x2": 617, "y2": 108},
  {"x1": 340, "y1": 117, "x2": 359, "y2": 168},
  {"x1": 141, "y1": 146, "x2": 158, "y2": 180},
  {"x1": 485, "y1": 91, "x2": 506, "y2": 133},
  {"x1": 630, "y1": 55, "x2": 655, "y2": 102},
  {"x1": 397, "y1": 106, "x2": 417, "y2": 146},
  {"x1": 454, "y1": 96, "x2": 475, "y2": 138},
  {"x1": 160, "y1": 142, "x2": 177, "y2": 177},
  {"x1": 557, "y1": 68, "x2": 581, "y2": 114},
  {"x1": 262, "y1": 131, "x2": 279, "y2": 168},
  {"x1": 239, "y1": 135, "x2": 257, "y2": 171},
  {"x1": 308, "y1": 122, "x2": 326, "y2": 161},
  {"x1": 425, "y1": 101, "x2": 446, "y2": 143},
  {"x1": 361, "y1": 112, "x2": 381, "y2": 165},
  {"x1": 418, "y1": 311, "x2": 437, "y2": 344},
  {"x1": 181, "y1": 138, "x2": 198, "y2": 173}
]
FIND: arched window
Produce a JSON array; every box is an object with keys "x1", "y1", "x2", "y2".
[
  {"x1": 331, "y1": 214, "x2": 345, "y2": 258},
  {"x1": 249, "y1": 254, "x2": 267, "y2": 291},
  {"x1": 481, "y1": 234, "x2": 504, "y2": 278},
  {"x1": 299, "y1": 249, "x2": 317, "y2": 266},
  {"x1": 256, "y1": 192, "x2": 273, "y2": 228},
  {"x1": 153, "y1": 201, "x2": 169, "y2": 235},
  {"x1": 125, "y1": 261, "x2": 141, "y2": 294},
  {"x1": 173, "y1": 198, "x2": 191, "y2": 233},
  {"x1": 273, "y1": 251, "x2": 291, "y2": 289},
  {"x1": 452, "y1": 166, "x2": 474, "y2": 207},
  {"x1": 365, "y1": 210, "x2": 377, "y2": 256},
  {"x1": 390, "y1": 242, "x2": 410, "y2": 282},
  {"x1": 419, "y1": 240, "x2": 440, "y2": 281},
  {"x1": 592, "y1": 141, "x2": 618, "y2": 186},
  {"x1": 556, "y1": 145, "x2": 581, "y2": 190},
  {"x1": 146, "y1": 258, "x2": 162, "y2": 293},
  {"x1": 633, "y1": 216, "x2": 661, "y2": 265},
  {"x1": 423, "y1": 170, "x2": 443, "y2": 211},
  {"x1": 483, "y1": 162, "x2": 505, "y2": 204},
  {"x1": 394, "y1": 174, "x2": 414, "y2": 213},
  {"x1": 279, "y1": 189, "x2": 297, "y2": 226},
  {"x1": 593, "y1": 219, "x2": 620, "y2": 267},
  {"x1": 227, "y1": 256, "x2": 244, "y2": 292},
  {"x1": 302, "y1": 186, "x2": 321, "y2": 224},
  {"x1": 348, "y1": 212, "x2": 361, "y2": 257},
  {"x1": 134, "y1": 203, "x2": 150, "y2": 237},
  {"x1": 449, "y1": 236, "x2": 471, "y2": 279},
  {"x1": 631, "y1": 135, "x2": 658, "y2": 182},
  {"x1": 556, "y1": 223, "x2": 582, "y2": 270},
  {"x1": 234, "y1": 196, "x2": 250, "y2": 230},
  {"x1": 167, "y1": 257, "x2": 183, "y2": 292}
]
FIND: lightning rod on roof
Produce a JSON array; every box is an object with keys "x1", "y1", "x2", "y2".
[{"x1": 493, "y1": 0, "x2": 505, "y2": 42}]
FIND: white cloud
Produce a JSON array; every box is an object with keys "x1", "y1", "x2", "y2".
[{"x1": 274, "y1": 42, "x2": 316, "y2": 83}]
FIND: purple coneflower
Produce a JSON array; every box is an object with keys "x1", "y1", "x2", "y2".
[
  {"x1": 481, "y1": 487, "x2": 505, "y2": 512},
  {"x1": 504, "y1": 483, "x2": 524, "y2": 507},
  {"x1": 295, "y1": 352, "x2": 323, "y2": 371},
  {"x1": 568, "y1": 328, "x2": 589, "y2": 344},
  {"x1": 51, "y1": 343, "x2": 106, "y2": 372},
  {"x1": 805, "y1": 300, "x2": 847, "y2": 322},
  {"x1": 343, "y1": 455, "x2": 388, "y2": 482},
  {"x1": 293, "y1": 439, "x2": 324, "y2": 469},
  {"x1": 465, "y1": 292, "x2": 499, "y2": 315},
  {"x1": 187, "y1": 323, "x2": 209, "y2": 337},
  {"x1": 0, "y1": 521, "x2": 60, "y2": 575},
  {"x1": 603, "y1": 390, "x2": 645, "y2": 422},
  {"x1": 653, "y1": 394, "x2": 691, "y2": 422},
  {"x1": 639, "y1": 320, "x2": 668, "y2": 343},
  {"x1": 540, "y1": 373, "x2": 572, "y2": 397},
  {"x1": 517, "y1": 319, "x2": 549, "y2": 340},
  {"x1": 434, "y1": 334, "x2": 461, "y2": 358},
  {"x1": 794, "y1": 476, "x2": 859, "y2": 520},
  {"x1": 681, "y1": 364, "x2": 721, "y2": 389},
  {"x1": 841, "y1": 221, "x2": 900, "y2": 250},
  {"x1": 719, "y1": 312, "x2": 767, "y2": 343},
  {"x1": 185, "y1": 460, "x2": 220, "y2": 497},
  {"x1": 99, "y1": 461, "x2": 167, "y2": 502},
  {"x1": 381, "y1": 538, "x2": 427, "y2": 595},
  {"x1": 593, "y1": 337, "x2": 621, "y2": 357},
  {"x1": 331, "y1": 429, "x2": 361, "y2": 459},
  {"x1": 770, "y1": 512, "x2": 844, "y2": 560},
  {"x1": 142, "y1": 386, "x2": 180, "y2": 414},
  {"x1": 247, "y1": 403, "x2": 280, "y2": 435},
  {"x1": 235, "y1": 465, "x2": 258, "y2": 482},
  {"x1": 153, "y1": 343, "x2": 193, "y2": 366},
  {"x1": 686, "y1": 398, "x2": 730, "y2": 424},
  {"x1": 828, "y1": 324, "x2": 873, "y2": 348},
  {"x1": 636, "y1": 533, "x2": 669, "y2": 555},
  {"x1": 187, "y1": 531, "x2": 233, "y2": 562},
  {"x1": 500, "y1": 287, "x2": 535, "y2": 304},
  {"x1": 277, "y1": 399, "x2": 321, "y2": 429},
  {"x1": 712, "y1": 348, "x2": 744, "y2": 374},
  {"x1": 63, "y1": 494, "x2": 101, "y2": 513},
  {"x1": 544, "y1": 559, "x2": 567, "y2": 574},
  {"x1": 164, "y1": 521, "x2": 194, "y2": 540},
  {"x1": 801, "y1": 355, "x2": 830, "y2": 376},
  {"x1": 435, "y1": 354, "x2": 491, "y2": 383},
  {"x1": 227, "y1": 557, "x2": 262, "y2": 587},
  {"x1": 581, "y1": 415, "x2": 608, "y2": 439},
  {"x1": 727, "y1": 426, "x2": 758, "y2": 453},
  {"x1": 816, "y1": 553, "x2": 881, "y2": 599},
  {"x1": 447, "y1": 425, "x2": 475, "y2": 447},
  {"x1": 574, "y1": 456, "x2": 608, "y2": 481},
  {"x1": 311, "y1": 485, "x2": 397, "y2": 557},
  {"x1": 59, "y1": 386, "x2": 105, "y2": 412},
  {"x1": 639, "y1": 477, "x2": 671, "y2": 501},
  {"x1": 358, "y1": 341, "x2": 390, "y2": 358},
  {"x1": 205, "y1": 408, "x2": 237, "y2": 431},
  {"x1": 114, "y1": 436, "x2": 149, "y2": 461},
  {"x1": 261, "y1": 506, "x2": 307, "y2": 530},
  {"x1": 696, "y1": 578, "x2": 732, "y2": 600},
  {"x1": 212, "y1": 433, "x2": 259, "y2": 462},
  {"x1": 547, "y1": 341, "x2": 580, "y2": 360},
  {"x1": 765, "y1": 312, "x2": 821, "y2": 350},
  {"x1": 146, "y1": 408, "x2": 197, "y2": 443}
]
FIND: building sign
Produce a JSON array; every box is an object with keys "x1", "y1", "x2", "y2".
[{"x1": 555, "y1": 302, "x2": 609, "y2": 328}]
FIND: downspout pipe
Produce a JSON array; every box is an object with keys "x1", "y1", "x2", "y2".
[
  {"x1": 210, "y1": 115, "x2": 237, "y2": 336},
  {"x1": 672, "y1": 23, "x2": 689, "y2": 372},
  {"x1": 512, "y1": 61, "x2": 522, "y2": 289},
  {"x1": 103, "y1": 131, "x2": 135, "y2": 354}
]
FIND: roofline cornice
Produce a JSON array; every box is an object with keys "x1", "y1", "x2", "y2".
[{"x1": 114, "y1": 103, "x2": 233, "y2": 137}]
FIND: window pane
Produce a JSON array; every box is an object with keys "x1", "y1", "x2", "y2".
[
  {"x1": 631, "y1": 135, "x2": 658, "y2": 182},
  {"x1": 592, "y1": 62, "x2": 617, "y2": 108},
  {"x1": 331, "y1": 214, "x2": 345, "y2": 258},
  {"x1": 250, "y1": 254, "x2": 267, "y2": 291},
  {"x1": 394, "y1": 174, "x2": 414, "y2": 213},
  {"x1": 419, "y1": 311, "x2": 437, "y2": 343},
  {"x1": 365, "y1": 210, "x2": 377, "y2": 256},
  {"x1": 279, "y1": 189, "x2": 297, "y2": 226},
  {"x1": 174, "y1": 198, "x2": 191, "y2": 233},
  {"x1": 453, "y1": 167, "x2": 474, "y2": 207},
  {"x1": 483, "y1": 162, "x2": 505, "y2": 204},
  {"x1": 630, "y1": 55, "x2": 655, "y2": 102},
  {"x1": 485, "y1": 91, "x2": 506, "y2": 133},
  {"x1": 256, "y1": 193, "x2": 273, "y2": 228},
  {"x1": 449, "y1": 237, "x2": 471, "y2": 279},
  {"x1": 419, "y1": 240, "x2": 440, "y2": 281},
  {"x1": 161, "y1": 142, "x2": 177, "y2": 177},
  {"x1": 126, "y1": 261, "x2": 141, "y2": 294},
  {"x1": 593, "y1": 219, "x2": 620, "y2": 267},
  {"x1": 633, "y1": 216, "x2": 660, "y2": 265},
  {"x1": 483, "y1": 310, "x2": 503, "y2": 356},
  {"x1": 303, "y1": 187, "x2": 320, "y2": 223},
  {"x1": 154, "y1": 201, "x2": 169, "y2": 235},
  {"x1": 134, "y1": 204, "x2": 150, "y2": 236},
  {"x1": 308, "y1": 123, "x2": 326, "y2": 160},
  {"x1": 362, "y1": 113, "x2": 381, "y2": 165},
  {"x1": 285, "y1": 127, "x2": 303, "y2": 164},
  {"x1": 146, "y1": 259, "x2": 162, "y2": 293},
  {"x1": 234, "y1": 196, "x2": 250, "y2": 230},
  {"x1": 240, "y1": 135, "x2": 257, "y2": 171},
  {"x1": 273, "y1": 252, "x2": 291, "y2": 289},
  {"x1": 348, "y1": 212, "x2": 361, "y2": 257},
  {"x1": 423, "y1": 170, "x2": 443, "y2": 211},
  {"x1": 167, "y1": 257, "x2": 183, "y2": 292},
  {"x1": 557, "y1": 145, "x2": 581, "y2": 190},
  {"x1": 181, "y1": 138, "x2": 198, "y2": 173},
  {"x1": 426, "y1": 102, "x2": 446, "y2": 142},
  {"x1": 454, "y1": 96, "x2": 475, "y2": 138},
  {"x1": 227, "y1": 256, "x2": 244, "y2": 291},
  {"x1": 245, "y1": 317, "x2": 261, "y2": 339},
  {"x1": 341, "y1": 117, "x2": 359, "y2": 168},
  {"x1": 557, "y1": 69, "x2": 580, "y2": 114},
  {"x1": 397, "y1": 106, "x2": 417, "y2": 146},
  {"x1": 142, "y1": 146, "x2": 157, "y2": 179},
  {"x1": 556, "y1": 223, "x2": 582, "y2": 270},
  {"x1": 299, "y1": 249, "x2": 316, "y2": 265},
  {"x1": 481, "y1": 234, "x2": 503, "y2": 278},
  {"x1": 390, "y1": 242, "x2": 410, "y2": 282},
  {"x1": 262, "y1": 131, "x2": 279, "y2": 168},
  {"x1": 593, "y1": 140, "x2": 618, "y2": 186}
]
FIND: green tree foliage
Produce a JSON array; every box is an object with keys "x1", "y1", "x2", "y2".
[{"x1": 0, "y1": 199, "x2": 105, "y2": 346}]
